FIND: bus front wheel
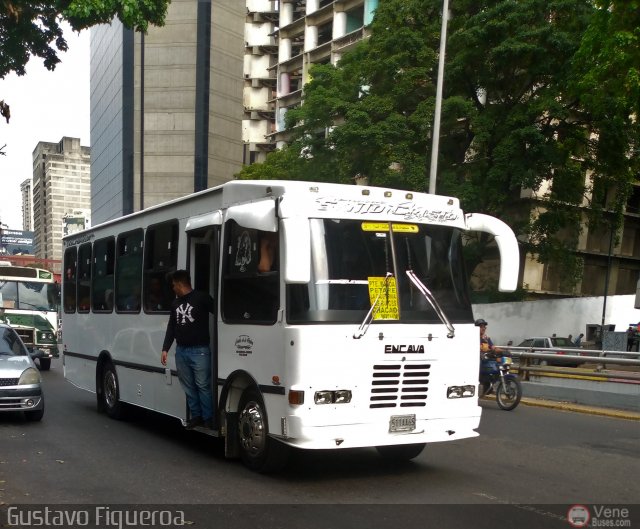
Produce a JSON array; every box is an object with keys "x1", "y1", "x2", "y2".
[
  {"x1": 237, "y1": 388, "x2": 288, "y2": 473},
  {"x1": 101, "y1": 363, "x2": 125, "y2": 420},
  {"x1": 376, "y1": 443, "x2": 426, "y2": 461}
]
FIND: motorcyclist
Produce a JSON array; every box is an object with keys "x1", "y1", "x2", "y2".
[
  {"x1": 475, "y1": 318, "x2": 502, "y2": 358},
  {"x1": 475, "y1": 319, "x2": 521, "y2": 409},
  {"x1": 476, "y1": 319, "x2": 503, "y2": 393}
]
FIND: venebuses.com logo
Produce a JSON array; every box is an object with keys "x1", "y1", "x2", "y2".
[{"x1": 567, "y1": 505, "x2": 632, "y2": 528}]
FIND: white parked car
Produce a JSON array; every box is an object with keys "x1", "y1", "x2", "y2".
[
  {"x1": 517, "y1": 336, "x2": 585, "y2": 368},
  {"x1": 0, "y1": 323, "x2": 45, "y2": 421}
]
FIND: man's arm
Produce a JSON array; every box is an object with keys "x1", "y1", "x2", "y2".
[{"x1": 161, "y1": 308, "x2": 176, "y2": 365}]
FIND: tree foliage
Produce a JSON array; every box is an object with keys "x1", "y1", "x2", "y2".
[
  {"x1": 238, "y1": 0, "x2": 640, "y2": 293},
  {"x1": 0, "y1": 0, "x2": 169, "y2": 79}
]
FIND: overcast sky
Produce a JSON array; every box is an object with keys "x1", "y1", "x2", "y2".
[{"x1": 0, "y1": 26, "x2": 90, "y2": 231}]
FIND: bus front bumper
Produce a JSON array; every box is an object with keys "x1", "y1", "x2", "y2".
[{"x1": 275, "y1": 414, "x2": 481, "y2": 450}]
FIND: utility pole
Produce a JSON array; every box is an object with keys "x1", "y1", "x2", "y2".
[{"x1": 428, "y1": 0, "x2": 450, "y2": 195}]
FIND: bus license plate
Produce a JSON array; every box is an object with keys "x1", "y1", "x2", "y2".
[{"x1": 389, "y1": 414, "x2": 416, "y2": 433}]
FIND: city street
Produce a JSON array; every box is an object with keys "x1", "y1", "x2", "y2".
[{"x1": 1, "y1": 358, "x2": 638, "y2": 528}]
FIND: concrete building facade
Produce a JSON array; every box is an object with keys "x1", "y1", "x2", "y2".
[
  {"x1": 90, "y1": 0, "x2": 245, "y2": 225},
  {"x1": 32, "y1": 137, "x2": 91, "y2": 262},
  {"x1": 20, "y1": 178, "x2": 33, "y2": 232},
  {"x1": 243, "y1": 0, "x2": 378, "y2": 163}
]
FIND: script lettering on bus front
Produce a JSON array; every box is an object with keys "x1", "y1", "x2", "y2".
[{"x1": 315, "y1": 197, "x2": 459, "y2": 223}]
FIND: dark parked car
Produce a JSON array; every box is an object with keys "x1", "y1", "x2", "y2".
[
  {"x1": 0, "y1": 323, "x2": 45, "y2": 421},
  {"x1": 517, "y1": 336, "x2": 585, "y2": 367}
]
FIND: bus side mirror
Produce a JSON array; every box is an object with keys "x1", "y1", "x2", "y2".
[
  {"x1": 465, "y1": 213, "x2": 520, "y2": 292},
  {"x1": 282, "y1": 218, "x2": 310, "y2": 284}
]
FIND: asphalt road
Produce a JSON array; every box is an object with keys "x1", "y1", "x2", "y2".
[{"x1": 1, "y1": 359, "x2": 638, "y2": 528}]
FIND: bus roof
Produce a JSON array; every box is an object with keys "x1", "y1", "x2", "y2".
[
  {"x1": 63, "y1": 179, "x2": 466, "y2": 241},
  {"x1": 0, "y1": 265, "x2": 55, "y2": 281}
]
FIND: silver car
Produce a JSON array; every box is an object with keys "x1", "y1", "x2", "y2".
[{"x1": 0, "y1": 323, "x2": 45, "y2": 421}]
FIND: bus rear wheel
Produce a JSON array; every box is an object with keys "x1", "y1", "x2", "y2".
[
  {"x1": 237, "y1": 388, "x2": 288, "y2": 473},
  {"x1": 38, "y1": 358, "x2": 51, "y2": 371},
  {"x1": 100, "y1": 363, "x2": 125, "y2": 420},
  {"x1": 376, "y1": 443, "x2": 426, "y2": 461}
]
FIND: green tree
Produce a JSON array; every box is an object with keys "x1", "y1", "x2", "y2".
[
  {"x1": 239, "y1": 0, "x2": 638, "y2": 293},
  {"x1": 569, "y1": 0, "x2": 640, "y2": 240},
  {"x1": 0, "y1": 0, "x2": 169, "y2": 119}
]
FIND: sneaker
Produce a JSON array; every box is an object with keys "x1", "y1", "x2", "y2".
[
  {"x1": 185, "y1": 416, "x2": 203, "y2": 430},
  {"x1": 203, "y1": 418, "x2": 214, "y2": 429}
]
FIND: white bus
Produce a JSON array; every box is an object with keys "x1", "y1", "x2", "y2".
[
  {"x1": 62, "y1": 180, "x2": 519, "y2": 471},
  {"x1": 0, "y1": 264, "x2": 60, "y2": 370}
]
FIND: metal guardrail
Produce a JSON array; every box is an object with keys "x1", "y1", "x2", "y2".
[{"x1": 494, "y1": 346, "x2": 640, "y2": 382}]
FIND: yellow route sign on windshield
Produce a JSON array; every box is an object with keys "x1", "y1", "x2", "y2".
[
  {"x1": 361, "y1": 222, "x2": 419, "y2": 233},
  {"x1": 368, "y1": 276, "x2": 399, "y2": 320}
]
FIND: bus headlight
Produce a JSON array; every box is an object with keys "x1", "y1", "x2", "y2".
[
  {"x1": 334, "y1": 390, "x2": 352, "y2": 404},
  {"x1": 447, "y1": 385, "x2": 475, "y2": 399},
  {"x1": 19, "y1": 368, "x2": 41, "y2": 385},
  {"x1": 314, "y1": 390, "x2": 352, "y2": 405}
]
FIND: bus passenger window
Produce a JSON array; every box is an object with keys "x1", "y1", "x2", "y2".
[
  {"x1": 63, "y1": 247, "x2": 77, "y2": 313},
  {"x1": 77, "y1": 243, "x2": 92, "y2": 313},
  {"x1": 143, "y1": 220, "x2": 178, "y2": 313},
  {"x1": 222, "y1": 221, "x2": 279, "y2": 324},
  {"x1": 92, "y1": 237, "x2": 115, "y2": 313},
  {"x1": 115, "y1": 229, "x2": 143, "y2": 313}
]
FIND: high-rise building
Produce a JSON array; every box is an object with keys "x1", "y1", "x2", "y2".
[
  {"x1": 20, "y1": 178, "x2": 33, "y2": 231},
  {"x1": 243, "y1": 0, "x2": 377, "y2": 163},
  {"x1": 32, "y1": 137, "x2": 91, "y2": 263},
  {"x1": 90, "y1": 0, "x2": 245, "y2": 225}
]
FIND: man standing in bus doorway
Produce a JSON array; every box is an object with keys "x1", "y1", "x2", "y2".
[{"x1": 161, "y1": 270, "x2": 215, "y2": 429}]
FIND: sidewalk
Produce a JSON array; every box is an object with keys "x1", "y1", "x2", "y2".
[{"x1": 520, "y1": 396, "x2": 640, "y2": 421}]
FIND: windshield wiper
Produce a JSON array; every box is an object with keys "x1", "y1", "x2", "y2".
[
  {"x1": 353, "y1": 272, "x2": 393, "y2": 339},
  {"x1": 406, "y1": 270, "x2": 455, "y2": 338}
]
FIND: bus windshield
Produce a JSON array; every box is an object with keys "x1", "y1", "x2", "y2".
[
  {"x1": 0, "y1": 281, "x2": 58, "y2": 312},
  {"x1": 287, "y1": 219, "x2": 473, "y2": 324}
]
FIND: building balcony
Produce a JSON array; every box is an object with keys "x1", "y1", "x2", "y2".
[{"x1": 333, "y1": 27, "x2": 365, "y2": 53}]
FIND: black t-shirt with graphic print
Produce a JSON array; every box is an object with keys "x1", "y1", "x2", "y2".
[{"x1": 162, "y1": 290, "x2": 215, "y2": 351}]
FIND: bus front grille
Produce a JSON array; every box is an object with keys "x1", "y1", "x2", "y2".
[{"x1": 369, "y1": 364, "x2": 430, "y2": 408}]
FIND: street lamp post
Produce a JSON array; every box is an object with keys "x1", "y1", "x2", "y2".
[{"x1": 428, "y1": 0, "x2": 450, "y2": 195}]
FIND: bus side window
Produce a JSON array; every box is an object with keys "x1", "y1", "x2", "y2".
[
  {"x1": 143, "y1": 220, "x2": 178, "y2": 313},
  {"x1": 92, "y1": 237, "x2": 115, "y2": 313},
  {"x1": 77, "y1": 243, "x2": 92, "y2": 313},
  {"x1": 115, "y1": 229, "x2": 143, "y2": 313},
  {"x1": 63, "y1": 247, "x2": 77, "y2": 313},
  {"x1": 222, "y1": 221, "x2": 279, "y2": 324}
]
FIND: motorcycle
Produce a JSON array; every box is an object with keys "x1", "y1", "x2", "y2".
[{"x1": 479, "y1": 352, "x2": 522, "y2": 411}]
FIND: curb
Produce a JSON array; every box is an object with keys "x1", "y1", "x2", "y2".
[{"x1": 520, "y1": 397, "x2": 640, "y2": 421}]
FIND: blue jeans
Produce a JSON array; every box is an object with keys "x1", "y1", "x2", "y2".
[{"x1": 175, "y1": 345, "x2": 213, "y2": 421}]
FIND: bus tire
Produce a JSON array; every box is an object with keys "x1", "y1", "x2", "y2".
[
  {"x1": 101, "y1": 362, "x2": 125, "y2": 420},
  {"x1": 38, "y1": 358, "x2": 51, "y2": 371},
  {"x1": 237, "y1": 388, "x2": 288, "y2": 473},
  {"x1": 376, "y1": 443, "x2": 426, "y2": 461}
]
